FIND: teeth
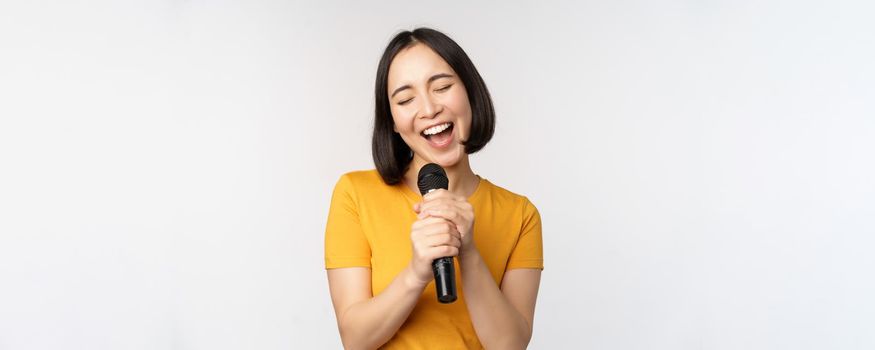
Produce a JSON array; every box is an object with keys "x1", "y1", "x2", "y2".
[{"x1": 423, "y1": 122, "x2": 451, "y2": 136}]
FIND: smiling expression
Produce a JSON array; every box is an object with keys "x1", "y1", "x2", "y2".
[{"x1": 387, "y1": 43, "x2": 472, "y2": 168}]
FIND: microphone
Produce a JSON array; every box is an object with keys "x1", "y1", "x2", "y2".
[{"x1": 417, "y1": 163, "x2": 458, "y2": 304}]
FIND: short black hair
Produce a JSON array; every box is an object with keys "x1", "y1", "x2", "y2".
[{"x1": 372, "y1": 27, "x2": 495, "y2": 185}]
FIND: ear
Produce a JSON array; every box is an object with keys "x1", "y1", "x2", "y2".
[{"x1": 393, "y1": 123, "x2": 398, "y2": 133}]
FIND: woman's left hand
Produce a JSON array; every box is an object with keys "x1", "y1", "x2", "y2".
[{"x1": 414, "y1": 189, "x2": 476, "y2": 255}]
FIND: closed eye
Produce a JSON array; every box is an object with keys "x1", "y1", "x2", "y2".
[
  {"x1": 397, "y1": 84, "x2": 452, "y2": 105},
  {"x1": 436, "y1": 84, "x2": 452, "y2": 92}
]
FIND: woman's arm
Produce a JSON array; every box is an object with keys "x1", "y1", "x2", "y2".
[
  {"x1": 460, "y1": 251, "x2": 542, "y2": 349},
  {"x1": 327, "y1": 215, "x2": 462, "y2": 349},
  {"x1": 326, "y1": 265, "x2": 426, "y2": 350},
  {"x1": 415, "y1": 189, "x2": 543, "y2": 349}
]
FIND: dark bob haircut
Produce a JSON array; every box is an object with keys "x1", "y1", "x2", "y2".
[{"x1": 372, "y1": 27, "x2": 495, "y2": 185}]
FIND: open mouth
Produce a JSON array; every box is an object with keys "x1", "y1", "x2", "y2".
[{"x1": 421, "y1": 122, "x2": 454, "y2": 147}]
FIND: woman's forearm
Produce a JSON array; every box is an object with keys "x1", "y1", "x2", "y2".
[
  {"x1": 338, "y1": 266, "x2": 426, "y2": 350},
  {"x1": 460, "y1": 249, "x2": 532, "y2": 349}
]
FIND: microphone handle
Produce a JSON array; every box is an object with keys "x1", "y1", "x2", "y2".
[{"x1": 432, "y1": 256, "x2": 457, "y2": 303}]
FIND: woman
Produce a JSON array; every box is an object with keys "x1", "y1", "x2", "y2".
[{"x1": 324, "y1": 27, "x2": 543, "y2": 349}]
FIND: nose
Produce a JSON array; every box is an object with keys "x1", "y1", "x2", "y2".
[{"x1": 419, "y1": 94, "x2": 442, "y2": 119}]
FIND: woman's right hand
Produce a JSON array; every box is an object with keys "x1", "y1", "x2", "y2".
[{"x1": 408, "y1": 216, "x2": 462, "y2": 286}]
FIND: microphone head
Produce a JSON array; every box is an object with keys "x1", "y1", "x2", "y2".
[{"x1": 417, "y1": 163, "x2": 449, "y2": 195}]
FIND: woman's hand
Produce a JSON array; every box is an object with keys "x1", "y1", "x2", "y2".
[
  {"x1": 408, "y1": 215, "x2": 462, "y2": 286},
  {"x1": 413, "y1": 189, "x2": 476, "y2": 256}
]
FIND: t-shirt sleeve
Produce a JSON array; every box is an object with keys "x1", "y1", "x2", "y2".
[
  {"x1": 324, "y1": 174, "x2": 372, "y2": 269},
  {"x1": 506, "y1": 198, "x2": 544, "y2": 270}
]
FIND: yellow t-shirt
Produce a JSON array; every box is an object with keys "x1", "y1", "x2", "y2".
[{"x1": 324, "y1": 169, "x2": 543, "y2": 349}]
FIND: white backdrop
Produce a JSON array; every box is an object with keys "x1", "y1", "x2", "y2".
[{"x1": 1, "y1": 1, "x2": 873, "y2": 349}]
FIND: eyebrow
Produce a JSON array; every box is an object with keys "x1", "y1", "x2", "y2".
[{"x1": 390, "y1": 73, "x2": 455, "y2": 98}]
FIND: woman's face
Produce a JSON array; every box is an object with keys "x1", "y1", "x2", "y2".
[{"x1": 387, "y1": 43, "x2": 472, "y2": 169}]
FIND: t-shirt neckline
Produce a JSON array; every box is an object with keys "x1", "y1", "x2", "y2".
[{"x1": 399, "y1": 175, "x2": 486, "y2": 202}]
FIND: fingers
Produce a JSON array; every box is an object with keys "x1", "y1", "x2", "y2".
[
  {"x1": 419, "y1": 191, "x2": 471, "y2": 209},
  {"x1": 429, "y1": 245, "x2": 459, "y2": 259},
  {"x1": 415, "y1": 189, "x2": 471, "y2": 221},
  {"x1": 411, "y1": 217, "x2": 461, "y2": 240},
  {"x1": 409, "y1": 213, "x2": 464, "y2": 280},
  {"x1": 417, "y1": 201, "x2": 473, "y2": 228},
  {"x1": 411, "y1": 218, "x2": 461, "y2": 255},
  {"x1": 418, "y1": 208, "x2": 460, "y2": 227},
  {"x1": 417, "y1": 198, "x2": 467, "y2": 216},
  {"x1": 413, "y1": 245, "x2": 459, "y2": 262},
  {"x1": 422, "y1": 189, "x2": 466, "y2": 202},
  {"x1": 423, "y1": 232, "x2": 461, "y2": 249}
]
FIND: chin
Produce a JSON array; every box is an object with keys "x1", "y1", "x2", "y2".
[{"x1": 430, "y1": 148, "x2": 465, "y2": 168}]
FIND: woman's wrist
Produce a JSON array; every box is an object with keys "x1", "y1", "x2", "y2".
[
  {"x1": 459, "y1": 245, "x2": 481, "y2": 264},
  {"x1": 402, "y1": 263, "x2": 430, "y2": 291}
]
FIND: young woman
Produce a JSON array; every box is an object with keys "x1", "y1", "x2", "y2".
[{"x1": 324, "y1": 27, "x2": 543, "y2": 349}]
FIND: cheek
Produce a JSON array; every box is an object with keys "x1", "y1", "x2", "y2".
[
  {"x1": 448, "y1": 91, "x2": 473, "y2": 132},
  {"x1": 447, "y1": 88, "x2": 472, "y2": 114},
  {"x1": 389, "y1": 109, "x2": 422, "y2": 147},
  {"x1": 389, "y1": 107, "x2": 411, "y2": 132}
]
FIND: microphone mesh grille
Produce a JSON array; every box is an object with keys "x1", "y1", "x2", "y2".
[{"x1": 417, "y1": 163, "x2": 449, "y2": 195}]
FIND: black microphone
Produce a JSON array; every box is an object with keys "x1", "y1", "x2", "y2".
[{"x1": 417, "y1": 163, "x2": 458, "y2": 304}]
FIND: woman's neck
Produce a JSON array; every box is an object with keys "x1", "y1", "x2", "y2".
[{"x1": 403, "y1": 156, "x2": 479, "y2": 199}]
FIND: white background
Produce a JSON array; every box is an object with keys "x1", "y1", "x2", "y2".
[{"x1": 1, "y1": 1, "x2": 873, "y2": 349}]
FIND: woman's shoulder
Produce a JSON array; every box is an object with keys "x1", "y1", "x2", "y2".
[
  {"x1": 333, "y1": 169, "x2": 391, "y2": 193},
  {"x1": 338, "y1": 169, "x2": 383, "y2": 183},
  {"x1": 479, "y1": 178, "x2": 538, "y2": 212},
  {"x1": 479, "y1": 179, "x2": 542, "y2": 231}
]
